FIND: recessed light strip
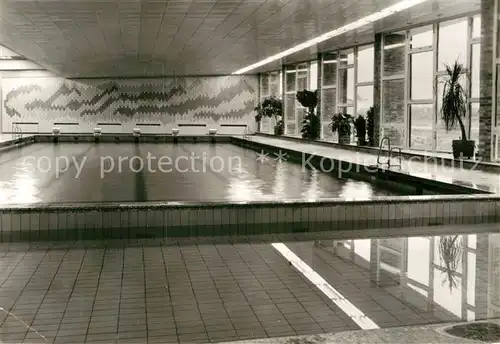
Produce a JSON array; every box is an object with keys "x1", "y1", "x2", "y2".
[{"x1": 232, "y1": 0, "x2": 428, "y2": 74}]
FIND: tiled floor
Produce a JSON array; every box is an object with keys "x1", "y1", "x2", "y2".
[
  {"x1": 0, "y1": 239, "x2": 358, "y2": 344},
  {"x1": 248, "y1": 136, "x2": 500, "y2": 193},
  {"x1": 0, "y1": 224, "x2": 497, "y2": 344}
]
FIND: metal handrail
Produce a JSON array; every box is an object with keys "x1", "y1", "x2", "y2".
[
  {"x1": 12, "y1": 123, "x2": 22, "y2": 140},
  {"x1": 377, "y1": 136, "x2": 401, "y2": 169}
]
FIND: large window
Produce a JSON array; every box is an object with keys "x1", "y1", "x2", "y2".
[
  {"x1": 259, "y1": 71, "x2": 282, "y2": 133},
  {"x1": 284, "y1": 64, "x2": 309, "y2": 136},
  {"x1": 382, "y1": 15, "x2": 481, "y2": 153},
  {"x1": 320, "y1": 44, "x2": 374, "y2": 142}
]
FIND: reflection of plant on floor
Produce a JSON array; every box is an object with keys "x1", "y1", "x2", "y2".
[
  {"x1": 439, "y1": 235, "x2": 463, "y2": 292},
  {"x1": 446, "y1": 322, "x2": 500, "y2": 341}
]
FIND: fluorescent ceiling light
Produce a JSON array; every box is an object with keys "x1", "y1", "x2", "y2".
[{"x1": 232, "y1": 0, "x2": 428, "y2": 74}]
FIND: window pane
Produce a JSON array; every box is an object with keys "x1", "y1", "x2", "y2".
[
  {"x1": 270, "y1": 72, "x2": 280, "y2": 96},
  {"x1": 309, "y1": 61, "x2": 318, "y2": 90},
  {"x1": 357, "y1": 45, "x2": 374, "y2": 83},
  {"x1": 338, "y1": 68, "x2": 353, "y2": 105},
  {"x1": 356, "y1": 85, "x2": 373, "y2": 116},
  {"x1": 473, "y1": 15, "x2": 481, "y2": 38},
  {"x1": 436, "y1": 114, "x2": 462, "y2": 152},
  {"x1": 286, "y1": 71, "x2": 296, "y2": 92},
  {"x1": 471, "y1": 44, "x2": 480, "y2": 99},
  {"x1": 339, "y1": 49, "x2": 353, "y2": 67},
  {"x1": 383, "y1": 32, "x2": 405, "y2": 77},
  {"x1": 285, "y1": 94, "x2": 296, "y2": 135},
  {"x1": 438, "y1": 18, "x2": 468, "y2": 70},
  {"x1": 410, "y1": 25, "x2": 433, "y2": 49},
  {"x1": 322, "y1": 88, "x2": 336, "y2": 140},
  {"x1": 410, "y1": 104, "x2": 434, "y2": 150},
  {"x1": 261, "y1": 74, "x2": 269, "y2": 96},
  {"x1": 471, "y1": 103, "x2": 480, "y2": 145},
  {"x1": 347, "y1": 68, "x2": 354, "y2": 104},
  {"x1": 297, "y1": 107, "x2": 306, "y2": 136},
  {"x1": 297, "y1": 70, "x2": 308, "y2": 91},
  {"x1": 411, "y1": 52, "x2": 433, "y2": 100},
  {"x1": 323, "y1": 53, "x2": 337, "y2": 86}
]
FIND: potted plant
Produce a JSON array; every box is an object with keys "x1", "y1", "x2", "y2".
[
  {"x1": 331, "y1": 113, "x2": 352, "y2": 145},
  {"x1": 439, "y1": 61, "x2": 475, "y2": 159},
  {"x1": 354, "y1": 115, "x2": 367, "y2": 146},
  {"x1": 254, "y1": 96, "x2": 284, "y2": 136},
  {"x1": 367, "y1": 107, "x2": 375, "y2": 147},
  {"x1": 296, "y1": 89, "x2": 320, "y2": 141}
]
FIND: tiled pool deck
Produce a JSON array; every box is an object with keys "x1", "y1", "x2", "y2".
[
  {"x1": 0, "y1": 223, "x2": 499, "y2": 344},
  {"x1": 247, "y1": 136, "x2": 500, "y2": 194}
]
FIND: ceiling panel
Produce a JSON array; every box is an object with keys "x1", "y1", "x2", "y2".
[{"x1": 0, "y1": 0, "x2": 480, "y2": 77}]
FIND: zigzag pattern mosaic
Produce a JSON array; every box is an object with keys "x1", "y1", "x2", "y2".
[{"x1": 3, "y1": 76, "x2": 257, "y2": 124}]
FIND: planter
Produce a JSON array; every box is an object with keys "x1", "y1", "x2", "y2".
[
  {"x1": 357, "y1": 138, "x2": 366, "y2": 146},
  {"x1": 452, "y1": 140, "x2": 475, "y2": 159},
  {"x1": 338, "y1": 134, "x2": 350, "y2": 145},
  {"x1": 274, "y1": 124, "x2": 284, "y2": 136}
]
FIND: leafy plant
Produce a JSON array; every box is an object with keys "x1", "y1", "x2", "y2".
[
  {"x1": 254, "y1": 96, "x2": 284, "y2": 135},
  {"x1": 439, "y1": 235, "x2": 463, "y2": 292},
  {"x1": 439, "y1": 61, "x2": 469, "y2": 141},
  {"x1": 331, "y1": 113, "x2": 352, "y2": 136},
  {"x1": 367, "y1": 107, "x2": 375, "y2": 146},
  {"x1": 354, "y1": 115, "x2": 366, "y2": 145},
  {"x1": 296, "y1": 90, "x2": 320, "y2": 140}
]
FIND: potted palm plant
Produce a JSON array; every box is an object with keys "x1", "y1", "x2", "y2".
[
  {"x1": 254, "y1": 96, "x2": 284, "y2": 135},
  {"x1": 331, "y1": 113, "x2": 352, "y2": 145},
  {"x1": 297, "y1": 89, "x2": 320, "y2": 140},
  {"x1": 439, "y1": 61, "x2": 475, "y2": 159},
  {"x1": 354, "y1": 115, "x2": 367, "y2": 146}
]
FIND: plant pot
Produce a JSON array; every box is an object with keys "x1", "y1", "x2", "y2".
[
  {"x1": 274, "y1": 124, "x2": 284, "y2": 136},
  {"x1": 338, "y1": 134, "x2": 350, "y2": 145},
  {"x1": 452, "y1": 140, "x2": 475, "y2": 159},
  {"x1": 357, "y1": 138, "x2": 366, "y2": 146}
]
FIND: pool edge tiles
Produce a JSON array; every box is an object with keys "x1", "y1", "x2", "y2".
[{"x1": 0, "y1": 195, "x2": 498, "y2": 242}]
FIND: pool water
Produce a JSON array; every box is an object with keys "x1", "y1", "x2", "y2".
[{"x1": 0, "y1": 142, "x2": 398, "y2": 204}]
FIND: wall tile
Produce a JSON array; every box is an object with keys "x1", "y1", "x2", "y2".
[
  {"x1": 40, "y1": 213, "x2": 49, "y2": 230},
  {"x1": 221, "y1": 207, "x2": 231, "y2": 225},
  {"x1": 66, "y1": 212, "x2": 76, "y2": 230},
  {"x1": 11, "y1": 213, "x2": 20, "y2": 231},
  {"x1": 21, "y1": 213, "x2": 30, "y2": 231},
  {"x1": 120, "y1": 211, "x2": 129, "y2": 229},
  {"x1": 213, "y1": 208, "x2": 222, "y2": 225},
  {"x1": 30, "y1": 213, "x2": 40, "y2": 231},
  {"x1": 154, "y1": 210, "x2": 163, "y2": 228},
  {"x1": 48, "y1": 213, "x2": 58, "y2": 230}
]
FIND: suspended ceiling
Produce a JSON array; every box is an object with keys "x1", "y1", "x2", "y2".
[{"x1": 0, "y1": 0, "x2": 480, "y2": 78}]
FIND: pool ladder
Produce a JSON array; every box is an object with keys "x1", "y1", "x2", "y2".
[
  {"x1": 377, "y1": 136, "x2": 402, "y2": 170},
  {"x1": 12, "y1": 123, "x2": 22, "y2": 140},
  {"x1": 243, "y1": 126, "x2": 250, "y2": 139}
]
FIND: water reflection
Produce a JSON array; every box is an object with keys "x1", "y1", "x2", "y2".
[
  {"x1": 313, "y1": 232, "x2": 500, "y2": 323},
  {"x1": 0, "y1": 162, "x2": 40, "y2": 204}
]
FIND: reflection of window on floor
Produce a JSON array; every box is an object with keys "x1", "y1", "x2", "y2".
[{"x1": 323, "y1": 235, "x2": 478, "y2": 321}]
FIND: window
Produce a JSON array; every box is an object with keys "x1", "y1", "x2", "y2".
[
  {"x1": 409, "y1": 25, "x2": 433, "y2": 49},
  {"x1": 381, "y1": 15, "x2": 479, "y2": 153},
  {"x1": 259, "y1": 71, "x2": 282, "y2": 133},
  {"x1": 410, "y1": 52, "x2": 433, "y2": 100},
  {"x1": 320, "y1": 44, "x2": 374, "y2": 142},
  {"x1": 438, "y1": 18, "x2": 468, "y2": 70},
  {"x1": 357, "y1": 45, "x2": 374, "y2": 83}
]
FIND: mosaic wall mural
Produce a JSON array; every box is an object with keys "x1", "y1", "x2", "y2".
[{"x1": 1, "y1": 75, "x2": 258, "y2": 133}]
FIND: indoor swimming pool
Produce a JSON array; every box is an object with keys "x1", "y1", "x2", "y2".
[{"x1": 0, "y1": 142, "x2": 398, "y2": 205}]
